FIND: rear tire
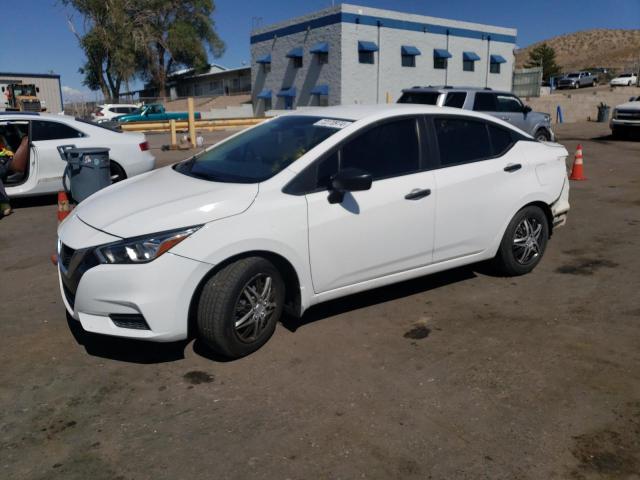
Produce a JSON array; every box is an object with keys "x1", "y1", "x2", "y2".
[
  {"x1": 492, "y1": 206, "x2": 549, "y2": 276},
  {"x1": 109, "y1": 161, "x2": 127, "y2": 184},
  {"x1": 197, "y1": 257, "x2": 285, "y2": 359}
]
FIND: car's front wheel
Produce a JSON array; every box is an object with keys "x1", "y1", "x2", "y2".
[
  {"x1": 197, "y1": 257, "x2": 285, "y2": 358},
  {"x1": 535, "y1": 129, "x2": 551, "y2": 142},
  {"x1": 492, "y1": 206, "x2": 549, "y2": 276}
]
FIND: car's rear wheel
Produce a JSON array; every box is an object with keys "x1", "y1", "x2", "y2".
[
  {"x1": 535, "y1": 129, "x2": 551, "y2": 142},
  {"x1": 492, "y1": 206, "x2": 549, "y2": 276},
  {"x1": 197, "y1": 257, "x2": 285, "y2": 358},
  {"x1": 109, "y1": 161, "x2": 127, "y2": 184}
]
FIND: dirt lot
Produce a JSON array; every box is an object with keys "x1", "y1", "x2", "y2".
[{"x1": 1, "y1": 122, "x2": 639, "y2": 480}]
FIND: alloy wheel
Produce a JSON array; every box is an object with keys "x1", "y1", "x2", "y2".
[
  {"x1": 512, "y1": 217, "x2": 543, "y2": 265},
  {"x1": 233, "y1": 274, "x2": 277, "y2": 342}
]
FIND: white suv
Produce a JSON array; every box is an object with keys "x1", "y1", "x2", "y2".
[
  {"x1": 92, "y1": 104, "x2": 140, "y2": 122},
  {"x1": 57, "y1": 105, "x2": 570, "y2": 358}
]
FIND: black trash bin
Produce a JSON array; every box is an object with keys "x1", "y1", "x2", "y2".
[
  {"x1": 62, "y1": 147, "x2": 111, "y2": 203},
  {"x1": 597, "y1": 104, "x2": 610, "y2": 123}
]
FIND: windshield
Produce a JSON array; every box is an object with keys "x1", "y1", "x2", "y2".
[
  {"x1": 13, "y1": 85, "x2": 37, "y2": 96},
  {"x1": 398, "y1": 92, "x2": 440, "y2": 105},
  {"x1": 567, "y1": 73, "x2": 580, "y2": 78},
  {"x1": 619, "y1": 74, "x2": 632, "y2": 78},
  {"x1": 175, "y1": 115, "x2": 351, "y2": 183}
]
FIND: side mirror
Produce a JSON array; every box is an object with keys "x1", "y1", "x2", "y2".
[
  {"x1": 523, "y1": 105, "x2": 532, "y2": 114},
  {"x1": 328, "y1": 167, "x2": 372, "y2": 204}
]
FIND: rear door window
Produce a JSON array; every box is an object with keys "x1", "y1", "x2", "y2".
[
  {"x1": 443, "y1": 92, "x2": 467, "y2": 108},
  {"x1": 31, "y1": 120, "x2": 85, "y2": 141},
  {"x1": 488, "y1": 124, "x2": 515, "y2": 156},
  {"x1": 434, "y1": 117, "x2": 491, "y2": 166},
  {"x1": 398, "y1": 92, "x2": 440, "y2": 105},
  {"x1": 472, "y1": 92, "x2": 497, "y2": 111}
]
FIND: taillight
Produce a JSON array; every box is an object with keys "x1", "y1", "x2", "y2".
[
  {"x1": 139, "y1": 141, "x2": 150, "y2": 151},
  {"x1": 95, "y1": 111, "x2": 104, "y2": 116}
]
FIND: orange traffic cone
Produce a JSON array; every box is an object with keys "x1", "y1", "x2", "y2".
[
  {"x1": 569, "y1": 144, "x2": 586, "y2": 181},
  {"x1": 57, "y1": 191, "x2": 71, "y2": 222}
]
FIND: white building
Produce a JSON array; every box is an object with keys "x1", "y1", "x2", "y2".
[{"x1": 251, "y1": 4, "x2": 517, "y2": 113}]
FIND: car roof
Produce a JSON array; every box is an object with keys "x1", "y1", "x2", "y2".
[{"x1": 286, "y1": 104, "x2": 527, "y2": 132}]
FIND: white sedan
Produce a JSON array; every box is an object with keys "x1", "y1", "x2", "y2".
[
  {"x1": 1, "y1": 112, "x2": 155, "y2": 198},
  {"x1": 610, "y1": 73, "x2": 638, "y2": 87},
  {"x1": 57, "y1": 105, "x2": 570, "y2": 358}
]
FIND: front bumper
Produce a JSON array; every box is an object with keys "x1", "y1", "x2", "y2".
[
  {"x1": 610, "y1": 118, "x2": 640, "y2": 129},
  {"x1": 58, "y1": 240, "x2": 212, "y2": 342}
]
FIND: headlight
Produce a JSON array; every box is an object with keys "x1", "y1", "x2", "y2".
[
  {"x1": 95, "y1": 226, "x2": 202, "y2": 264},
  {"x1": 543, "y1": 113, "x2": 551, "y2": 122}
]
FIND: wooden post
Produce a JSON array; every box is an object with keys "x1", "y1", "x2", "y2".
[
  {"x1": 169, "y1": 119, "x2": 177, "y2": 147},
  {"x1": 386, "y1": 92, "x2": 391, "y2": 103},
  {"x1": 187, "y1": 97, "x2": 196, "y2": 148}
]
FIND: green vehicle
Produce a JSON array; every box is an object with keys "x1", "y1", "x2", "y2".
[{"x1": 114, "y1": 104, "x2": 201, "y2": 123}]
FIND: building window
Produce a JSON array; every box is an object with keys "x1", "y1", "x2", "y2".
[
  {"x1": 318, "y1": 95, "x2": 329, "y2": 107},
  {"x1": 463, "y1": 60, "x2": 475, "y2": 72},
  {"x1": 293, "y1": 57, "x2": 303, "y2": 68},
  {"x1": 317, "y1": 53, "x2": 328, "y2": 65},
  {"x1": 401, "y1": 55, "x2": 416, "y2": 67},
  {"x1": 434, "y1": 57, "x2": 447, "y2": 69},
  {"x1": 490, "y1": 62, "x2": 501, "y2": 74},
  {"x1": 359, "y1": 51, "x2": 374, "y2": 64},
  {"x1": 263, "y1": 63, "x2": 271, "y2": 73},
  {"x1": 264, "y1": 98, "x2": 272, "y2": 111}
]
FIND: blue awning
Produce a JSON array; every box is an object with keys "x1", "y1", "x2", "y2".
[
  {"x1": 463, "y1": 51, "x2": 481, "y2": 61},
  {"x1": 358, "y1": 41, "x2": 379, "y2": 52},
  {"x1": 310, "y1": 85, "x2": 329, "y2": 96},
  {"x1": 286, "y1": 47, "x2": 303, "y2": 58},
  {"x1": 256, "y1": 54, "x2": 271, "y2": 64},
  {"x1": 401, "y1": 45, "x2": 421, "y2": 56},
  {"x1": 277, "y1": 87, "x2": 296, "y2": 98},
  {"x1": 433, "y1": 49, "x2": 452, "y2": 59},
  {"x1": 257, "y1": 89, "x2": 272, "y2": 100},
  {"x1": 310, "y1": 42, "x2": 329, "y2": 54},
  {"x1": 490, "y1": 54, "x2": 507, "y2": 64}
]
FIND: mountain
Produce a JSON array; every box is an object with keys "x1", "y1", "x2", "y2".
[{"x1": 515, "y1": 29, "x2": 640, "y2": 72}]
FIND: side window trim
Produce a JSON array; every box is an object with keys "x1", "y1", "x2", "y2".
[{"x1": 283, "y1": 115, "x2": 425, "y2": 196}]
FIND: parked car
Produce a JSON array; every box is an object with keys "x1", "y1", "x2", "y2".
[
  {"x1": 556, "y1": 72, "x2": 597, "y2": 89},
  {"x1": 610, "y1": 96, "x2": 640, "y2": 138},
  {"x1": 398, "y1": 86, "x2": 555, "y2": 141},
  {"x1": 92, "y1": 104, "x2": 140, "y2": 122},
  {"x1": 57, "y1": 105, "x2": 570, "y2": 358},
  {"x1": 610, "y1": 73, "x2": 638, "y2": 87},
  {"x1": 0, "y1": 112, "x2": 155, "y2": 198},
  {"x1": 114, "y1": 103, "x2": 202, "y2": 123}
]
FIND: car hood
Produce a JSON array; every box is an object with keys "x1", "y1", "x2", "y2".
[
  {"x1": 615, "y1": 101, "x2": 640, "y2": 111},
  {"x1": 75, "y1": 166, "x2": 259, "y2": 238}
]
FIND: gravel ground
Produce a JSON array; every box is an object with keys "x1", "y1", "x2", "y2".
[{"x1": 1, "y1": 122, "x2": 639, "y2": 480}]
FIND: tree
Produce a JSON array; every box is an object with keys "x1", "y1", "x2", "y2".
[
  {"x1": 64, "y1": 0, "x2": 138, "y2": 102},
  {"x1": 525, "y1": 43, "x2": 561, "y2": 82},
  {"x1": 132, "y1": 0, "x2": 225, "y2": 98}
]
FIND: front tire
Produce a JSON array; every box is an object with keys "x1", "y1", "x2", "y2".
[
  {"x1": 535, "y1": 129, "x2": 551, "y2": 142},
  {"x1": 492, "y1": 206, "x2": 549, "y2": 276},
  {"x1": 197, "y1": 257, "x2": 285, "y2": 358}
]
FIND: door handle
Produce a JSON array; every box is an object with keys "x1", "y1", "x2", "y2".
[
  {"x1": 504, "y1": 163, "x2": 522, "y2": 173},
  {"x1": 405, "y1": 188, "x2": 431, "y2": 200}
]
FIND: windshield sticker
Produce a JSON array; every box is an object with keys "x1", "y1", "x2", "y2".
[{"x1": 314, "y1": 119, "x2": 353, "y2": 129}]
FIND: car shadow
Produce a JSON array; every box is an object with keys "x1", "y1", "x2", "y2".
[
  {"x1": 66, "y1": 265, "x2": 481, "y2": 363},
  {"x1": 11, "y1": 194, "x2": 58, "y2": 209},
  {"x1": 281, "y1": 266, "x2": 477, "y2": 332}
]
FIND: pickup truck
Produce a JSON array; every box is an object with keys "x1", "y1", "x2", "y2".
[
  {"x1": 114, "y1": 104, "x2": 201, "y2": 123},
  {"x1": 611, "y1": 96, "x2": 640, "y2": 138},
  {"x1": 557, "y1": 72, "x2": 597, "y2": 89}
]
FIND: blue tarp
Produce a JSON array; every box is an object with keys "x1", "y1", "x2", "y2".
[
  {"x1": 310, "y1": 85, "x2": 329, "y2": 95},
  {"x1": 310, "y1": 42, "x2": 329, "y2": 54},
  {"x1": 463, "y1": 51, "x2": 481, "y2": 61},
  {"x1": 286, "y1": 47, "x2": 303, "y2": 58},
  {"x1": 433, "y1": 49, "x2": 452, "y2": 59},
  {"x1": 256, "y1": 54, "x2": 271, "y2": 64},
  {"x1": 257, "y1": 90, "x2": 272, "y2": 100},
  {"x1": 277, "y1": 87, "x2": 297, "y2": 98},
  {"x1": 358, "y1": 41, "x2": 379, "y2": 52},
  {"x1": 490, "y1": 54, "x2": 507, "y2": 64},
  {"x1": 401, "y1": 45, "x2": 421, "y2": 56}
]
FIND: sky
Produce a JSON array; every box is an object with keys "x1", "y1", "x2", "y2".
[{"x1": 1, "y1": 0, "x2": 638, "y2": 100}]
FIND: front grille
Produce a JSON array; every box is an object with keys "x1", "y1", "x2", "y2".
[
  {"x1": 62, "y1": 282, "x2": 76, "y2": 309},
  {"x1": 59, "y1": 244, "x2": 100, "y2": 311},
  {"x1": 23, "y1": 102, "x2": 40, "y2": 112},
  {"x1": 109, "y1": 314, "x2": 150, "y2": 330},
  {"x1": 617, "y1": 110, "x2": 640, "y2": 120},
  {"x1": 60, "y1": 244, "x2": 75, "y2": 270}
]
